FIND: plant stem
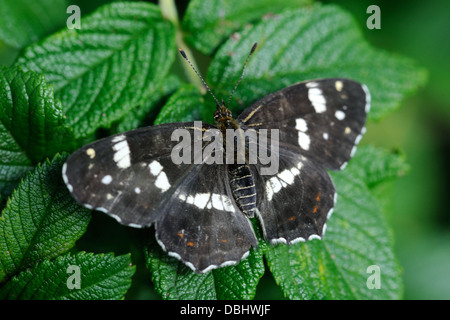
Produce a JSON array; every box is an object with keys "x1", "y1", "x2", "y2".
[{"x1": 159, "y1": 0, "x2": 205, "y2": 93}]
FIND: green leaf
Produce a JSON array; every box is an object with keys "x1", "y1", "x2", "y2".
[
  {"x1": 207, "y1": 4, "x2": 427, "y2": 121},
  {"x1": 145, "y1": 234, "x2": 265, "y2": 300},
  {"x1": 0, "y1": 66, "x2": 75, "y2": 164},
  {"x1": 154, "y1": 84, "x2": 205, "y2": 125},
  {"x1": 113, "y1": 74, "x2": 182, "y2": 134},
  {"x1": 0, "y1": 252, "x2": 135, "y2": 300},
  {"x1": 265, "y1": 147, "x2": 405, "y2": 299},
  {"x1": 0, "y1": 125, "x2": 33, "y2": 197},
  {"x1": 182, "y1": 0, "x2": 311, "y2": 55},
  {"x1": 346, "y1": 146, "x2": 409, "y2": 187},
  {"x1": 0, "y1": 154, "x2": 91, "y2": 282},
  {"x1": 15, "y1": 2, "x2": 176, "y2": 139},
  {"x1": 0, "y1": 0, "x2": 67, "y2": 48}
]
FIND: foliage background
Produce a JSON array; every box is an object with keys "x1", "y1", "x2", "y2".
[
  {"x1": 0, "y1": 0, "x2": 448, "y2": 299},
  {"x1": 324, "y1": 0, "x2": 450, "y2": 300}
]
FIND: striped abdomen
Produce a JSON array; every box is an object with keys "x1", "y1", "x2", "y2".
[{"x1": 228, "y1": 164, "x2": 256, "y2": 218}]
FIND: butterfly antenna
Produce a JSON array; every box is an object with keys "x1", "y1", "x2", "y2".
[
  {"x1": 226, "y1": 42, "x2": 258, "y2": 109},
  {"x1": 178, "y1": 48, "x2": 221, "y2": 108}
]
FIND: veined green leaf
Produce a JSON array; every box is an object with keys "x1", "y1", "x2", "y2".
[
  {"x1": 113, "y1": 74, "x2": 182, "y2": 133},
  {"x1": 0, "y1": 0, "x2": 67, "y2": 49},
  {"x1": 0, "y1": 252, "x2": 135, "y2": 300},
  {"x1": 0, "y1": 125, "x2": 33, "y2": 197},
  {"x1": 0, "y1": 154, "x2": 91, "y2": 282},
  {"x1": 182, "y1": 0, "x2": 311, "y2": 55},
  {"x1": 0, "y1": 66, "x2": 75, "y2": 164},
  {"x1": 154, "y1": 84, "x2": 205, "y2": 125},
  {"x1": 265, "y1": 147, "x2": 405, "y2": 299},
  {"x1": 346, "y1": 146, "x2": 409, "y2": 187},
  {"x1": 208, "y1": 4, "x2": 427, "y2": 121},
  {"x1": 15, "y1": 2, "x2": 176, "y2": 139}
]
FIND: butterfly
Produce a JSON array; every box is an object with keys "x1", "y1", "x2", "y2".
[{"x1": 62, "y1": 43, "x2": 370, "y2": 273}]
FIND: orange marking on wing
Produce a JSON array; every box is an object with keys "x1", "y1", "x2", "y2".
[
  {"x1": 316, "y1": 192, "x2": 321, "y2": 202},
  {"x1": 313, "y1": 192, "x2": 321, "y2": 214},
  {"x1": 177, "y1": 232, "x2": 184, "y2": 239},
  {"x1": 288, "y1": 216, "x2": 296, "y2": 221},
  {"x1": 187, "y1": 241, "x2": 195, "y2": 247},
  {"x1": 220, "y1": 239, "x2": 227, "y2": 243}
]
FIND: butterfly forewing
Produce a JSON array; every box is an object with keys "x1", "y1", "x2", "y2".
[
  {"x1": 63, "y1": 122, "x2": 215, "y2": 227},
  {"x1": 239, "y1": 78, "x2": 370, "y2": 170}
]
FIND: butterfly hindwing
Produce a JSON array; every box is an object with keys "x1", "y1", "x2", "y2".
[
  {"x1": 238, "y1": 78, "x2": 370, "y2": 170},
  {"x1": 155, "y1": 162, "x2": 258, "y2": 273},
  {"x1": 253, "y1": 147, "x2": 336, "y2": 244}
]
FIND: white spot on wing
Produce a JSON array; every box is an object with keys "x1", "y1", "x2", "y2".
[
  {"x1": 306, "y1": 81, "x2": 318, "y2": 88},
  {"x1": 298, "y1": 132, "x2": 310, "y2": 150},
  {"x1": 86, "y1": 148, "x2": 96, "y2": 159},
  {"x1": 134, "y1": 187, "x2": 141, "y2": 194},
  {"x1": 61, "y1": 163, "x2": 73, "y2": 192},
  {"x1": 295, "y1": 118, "x2": 307, "y2": 132},
  {"x1": 335, "y1": 110, "x2": 346, "y2": 120},
  {"x1": 101, "y1": 175, "x2": 112, "y2": 184},
  {"x1": 194, "y1": 193, "x2": 210, "y2": 209},
  {"x1": 112, "y1": 137, "x2": 131, "y2": 169},
  {"x1": 335, "y1": 80, "x2": 343, "y2": 92},
  {"x1": 111, "y1": 135, "x2": 125, "y2": 143},
  {"x1": 362, "y1": 84, "x2": 371, "y2": 113},
  {"x1": 290, "y1": 237, "x2": 306, "y2": 244},
  {"x1": 266, "y1": 177, "x2": 280, "y2": 201},
  {"x1": 355, "y1": 134, "x2": 363, "y2": 144},
  {"x1": 308, "y1": 87, "x2": 327, "y2": 113},
  {"x1": 155, "y1": 171, "x2": 171, "y2": 192},
  {"x1": 128, "y1": 223, "x2": 144, "y2": 228},
  {"x1": 148, "y1": 160, "x2": 171, "y2": 192},
  {"x1": 350, "y1": 145, "x2": 357, "y2": 157},
  {"x1": 96, "y1": 207, "x2": 109, "y2": 214},
  {"x1": 220, "y1": 194, "x2": 235, "y2": 212},
  {"x1": 178, "y1": 193, "x2": 235, "y2": 212},
  {"x1": 323, "y1": 132, "x2": 329, "y2": 140},
  {"x1": 266, "y1": 166, "x2": 301, "y2": 201},
  {"x1": 211, "y1": 193, "x2": 224, "y2": 211},
  {"x1": 109, "y1": 213, "x2": 122, "y2": 222},
  {"x1": 149, "y1": 160, "x2": 163, "y2": 176},
  {"x1": 270, "y1": 238, "x2": 287, "y2": 245},
  {"x1": 290, "y1": 167, "x2": 300, "y2": 176},
  {"x1": 278, "y1": 169, "x2": 295, "y2": 185},
  {"x1": 308, "y1": 234, "x2": 321, "y2": 241}
]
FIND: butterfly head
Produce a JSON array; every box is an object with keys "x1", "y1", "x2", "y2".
[{"x1": 214, "y1": 100, "x2": 236, "y2": 130}]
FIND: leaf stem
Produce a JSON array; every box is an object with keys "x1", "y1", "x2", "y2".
[{"x1": 159, "y1": 0, "x2": 206, "y2": 93}]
